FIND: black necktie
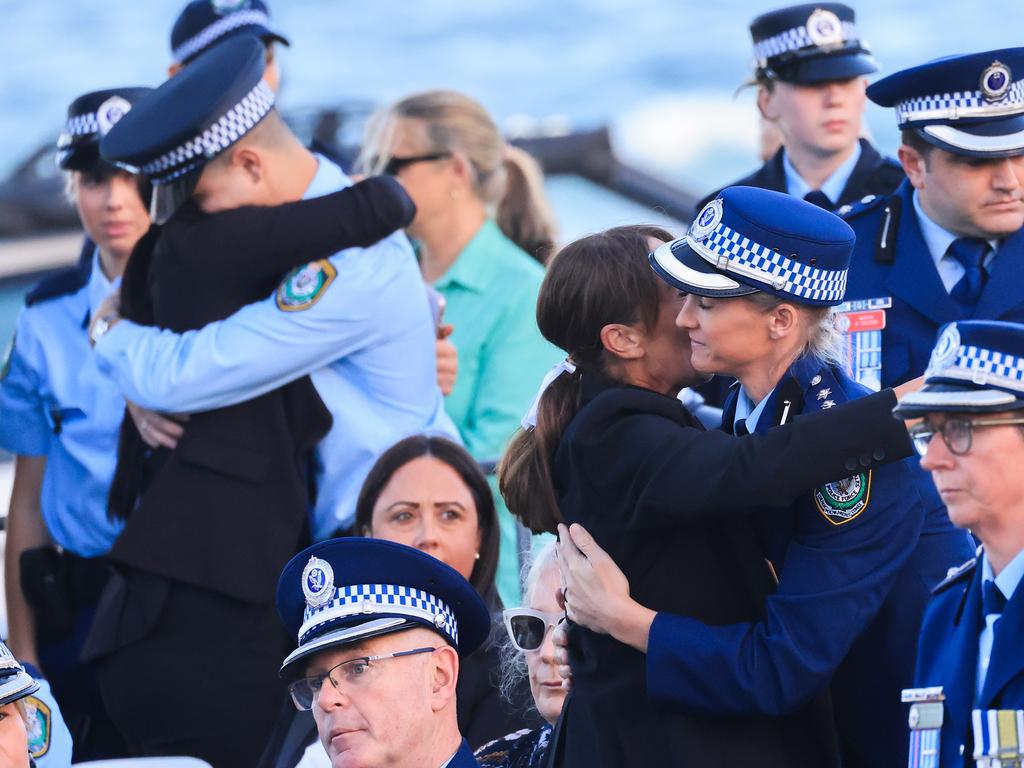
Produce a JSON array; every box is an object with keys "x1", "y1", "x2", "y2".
[
  {"x1": 735, "y1": 418, "x2": 749, "y2": 437},
  {"x1": 982, "y1": 579, "x2": 1006, "y2": 618},
  {"x1": 948, "y1": 238, "x2": 990, "y2": 311},
  {"x1": 803, "y1": 190, "x2": 833, "y2": 210}
]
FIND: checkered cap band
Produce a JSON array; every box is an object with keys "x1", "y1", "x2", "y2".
[
  {"x1": 141, "y1": 79, "x2": 275, "y2": 183},
  {"x1": 754, "y1": 21, "x2": 857, "y2": 64},
  {"x1": 299, "y1": 583, "x2": 459, "y2": 648},
  {"x1": 172, "y1": 9, "x2": 273, "y2": 62},
  {"x1": 927, "y1": 343, "x2": 1024, "y2": 393},
  {"x1": 62, "y1": 112, "x2": 100, "y2": 140},
  {"x1": 688, "y1": 223, "x2": 848, "y2": 303},
  {"x1": 896, "y1": 79, "x2": 1024, "y2": 125}
]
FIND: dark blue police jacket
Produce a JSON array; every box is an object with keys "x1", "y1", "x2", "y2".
[
  {"x1": 915, "y1": 556, "x2": 1024, "y2": 767},
  {"x1": 843, "y1": 179, "x2": 1024, "y2": 388},
  {"x1": 450, "y1": 739, "x2": 481, "y2": 767},
  {"x1": 701, "y1": 357, "x2": 972, "y2": 768}
]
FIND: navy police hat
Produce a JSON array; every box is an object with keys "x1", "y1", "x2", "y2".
[
  {"x1": 895, "y1": 321, "x2": 1024, "y2": 417},
  {"x1": 57, "y1": 87, "x2": 153, "y2": 172},
  {"x1": 0, "y1": 640, "x2": 39, "y2": 707},
  {"x1": 276, "y1": 538, "x2": 491, "y2": 678},
  {"x1": 651, "y1": 186, "x2": 854, "y2": 306},
  {"x1": 868, "y1": 48, "x2": 1024, "y2": 159},
  {"x1": 171, "y1": 0, "x2": 289, "y2": 65},
  {"x1": 751, "y1": 3, "x2": 877, "y2": 84},
  {"x1": 101, "y1": 36, "x2": 275, "y2": 224}
]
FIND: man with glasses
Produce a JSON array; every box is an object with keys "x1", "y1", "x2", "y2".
[
  {"x1": 276, "y1": 538, "x2": 491, "y2": 768},
  {"x1": 895, "y1": 320, "x2": 1024, "y2": 767}
]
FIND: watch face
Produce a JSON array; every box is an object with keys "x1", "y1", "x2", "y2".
[{"x1": 89, "y1": 316, "x2": 110, "y2": 345}]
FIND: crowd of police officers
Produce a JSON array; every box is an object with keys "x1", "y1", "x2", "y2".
[{"x1": 1, "y1": 0, "x2": 1024, "y2": 766}]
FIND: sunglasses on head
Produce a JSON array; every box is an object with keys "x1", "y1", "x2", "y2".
[{"x1": 502, "y1": 608, "x2": 565, "y2": 653}]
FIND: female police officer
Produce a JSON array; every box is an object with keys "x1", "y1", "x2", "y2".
[
  {"x1": 498, "y1": 223, "x2": 933, "y2": 767},
  {"x1": 0, "y1": 86, "x2": 151, "y2": 761},
  {"x1": 555, "y1": 188, "x2": 973, "y2": 768}
]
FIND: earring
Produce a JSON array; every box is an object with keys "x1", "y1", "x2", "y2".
[{"x1": 474, "y1": 552, "x2": 481, "y2": 560}]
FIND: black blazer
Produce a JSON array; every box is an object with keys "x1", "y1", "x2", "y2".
[
  {"x1": 110, "y1": 176, "x2": 413, "y2": 601},
  {"x1": 695, "y1": 138, "x2": 905, "y2": 217},
  {"x1": 549, "y1": 373, "x2": 914, "y2": 768}
]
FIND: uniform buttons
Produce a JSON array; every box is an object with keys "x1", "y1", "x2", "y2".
[
  {"x1": 860, "y1": 454, "x2": 872, "y2": 467},
  {"x1": 960, "y1": 744, "x2": 965, "y2": 756},
  {"x1": 873, "y1": 448, "x2": 886, "y2": 461},
  {"x1": 845, "y1": 458, "x2": 858, "y2": 471}
]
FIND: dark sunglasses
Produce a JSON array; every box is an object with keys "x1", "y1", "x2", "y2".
[
  {"x1": 383, "y1": 152, "x2": 451, "y2": 176},
  {"x1": 503, "y1": 608, "x2": 565, "y2": 652}
]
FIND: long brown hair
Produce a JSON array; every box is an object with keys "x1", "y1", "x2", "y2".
[
  {"x1": 498, "y1": 225, "x2": 673, "y2": 534},
  {"x1": 358, "y1": 90, "x2": 558, "y2": 263},
  {"x1": 355, "y1": 435, "x2": 501, "y2": 603}
]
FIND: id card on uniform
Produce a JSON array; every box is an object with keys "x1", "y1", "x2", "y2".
[{"x1": 836, "y1": 297, "x2": 892, "y2": 392}]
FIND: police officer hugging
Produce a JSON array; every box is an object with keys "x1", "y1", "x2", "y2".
[{"x1": 651, "y1": 186, "x2": 973, "y2": 767}]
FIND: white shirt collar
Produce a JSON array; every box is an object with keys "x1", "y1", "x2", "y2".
[
  {"x1": 734, "y1": 385, "x2": 772, "y2": 433},
  {"x1": 911, "y1": 189, "x2": 999, "y2": 265},
  {"x1": 783, "y1": 142, "x2": 862, "y2": 204},
  {"x1": 304, "y1": 153, "x2": 351, "y2": 199},
  {"x1": 981, "y1": 547, "x2": 1024, "y2": 604}
]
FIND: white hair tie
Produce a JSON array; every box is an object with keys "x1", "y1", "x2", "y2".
[{"x1": 521, "y1": 359, "x2": 577, "y2": 430}]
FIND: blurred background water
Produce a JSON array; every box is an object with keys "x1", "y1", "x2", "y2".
[{"x1": 3, "y1": 0, "x2": 1024, "y2": 192}]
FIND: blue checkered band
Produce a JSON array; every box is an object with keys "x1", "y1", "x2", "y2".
[
  {"x1": 172, "y1": 9, "x2": 272, "y2": 62},
  {"x1": 298, "y1": 583, "x2": 459, "y2": 648},
  {"x1": 754, "y1": 21, "x2": 858, "y2": 65},
  {"x1": 141, "y1": 79, "x2": 275, "y2": 183},
  {"x1": 896, "y1": 79, "x2": 1024, "y2": 125},
  {"x1": 62, "y1": 113, "x2": 100, "y2": 139},
  {"x1": 928, "y1": 343, "x2": 1024, "y2": 392},
  {"x1": 687, "y1": 223, "x2": 848, "y2": 303}
]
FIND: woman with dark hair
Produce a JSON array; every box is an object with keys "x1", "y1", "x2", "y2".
[
  {"x1": 498, "y1": 222, "x2": 931, "y2": 767},
  {"x1": 355, "y1": 435, "x2": 539, "y2": 748}
]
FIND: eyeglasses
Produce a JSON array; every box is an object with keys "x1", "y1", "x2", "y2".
[
  {"x1": 908, "y1": 417, "x2": 1024, "y2": 457},
  {"x1": 383, "y1": 152, "x2": 451, "y2": 176},
  {"x1": 288, "y1": 646, "x2": 436, "y2": 711},
  {"x1": 503, "y1": 608, "x2": 565, "y2": 653}
]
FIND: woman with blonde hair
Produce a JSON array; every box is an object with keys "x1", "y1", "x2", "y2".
[{"x1": 359, "y1": 90, "x2": 561, "y2": 603}]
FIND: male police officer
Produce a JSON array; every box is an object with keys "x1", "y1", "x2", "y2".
[
  {"x1": 0, "y1": 87, "x2": 151, "y2": 761},
  {"x1": 696, "y1": 3, "x2": 903, "y2": 214},
  {"x1": 842, "y1": 48, "x2": 1024, "y2": 391},
  {"x1": 277, "y1": 538, "x2": 489, "y2": 768},
  {"x1": 168, "y1": 0, "x2": 288, "y2": 87},
  {"x1": 895, "y1": 320, "x2": 1024, "y2": 767}
]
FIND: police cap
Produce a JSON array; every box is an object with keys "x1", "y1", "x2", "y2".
[
  {"x1": 0, "y1": 641, "x2": 39, "y2": 708},
  {"x1": 276, "y1": 538, "x2": 492, "y2": 678},
  {"x1": 750, "y1": 3, "x2": 877, "y2": 85},
  {"x1": 171, "y1": 0, "x2": 289, "y2": 65},
  {"x1": 57, "y1": 87, "x2": 153, "y2": 172},
  {"x1": 868, "y1": 48, "x2": 1024, "y2": 159}
]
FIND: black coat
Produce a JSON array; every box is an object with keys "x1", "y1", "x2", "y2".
[
  {"x1": 110, "y1": 176, "x2": 413, "y2": 601},
  {"x1": 549, "y1": 373, "x2": 915, "y2": 768},
  {"x1": 695, "y1": 138, "x2": 905, "y2": 216}
]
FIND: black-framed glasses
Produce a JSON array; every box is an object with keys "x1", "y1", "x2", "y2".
[
  {"x1": 908, "y1": 417, "x2": 1024, "y2": 457},
  {"x1": 503, "y1": 608, "x2": 565, "y2": 653},
  {"x1": 383, "y1": 152, "x2": 451, "y2": 176},
  {"x1": 288, "y1": 646, "x2": 436, "y2": 711}
]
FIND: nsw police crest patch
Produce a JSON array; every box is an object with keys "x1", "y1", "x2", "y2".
[
  {"x1": 25, "y1": 695, "x2": 51, "y2": 758},
  {"x1": 277, "y1": 260, "x2": 337, "y2": 312},
  {"x1": 814, "y1": 471, "x2": 871, "y2": 526}
]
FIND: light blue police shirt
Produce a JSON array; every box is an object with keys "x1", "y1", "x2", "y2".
[
  {"x1": 733, "y1": 385, "x2": 772, "y2": 434},
  {"x1": 20, "y1": 669, "x2": 73, "y2": 768},
  {"x1": 94, "y1": 156, "x2": 458, "y2": 539},
  {"x1": 0, "y1": 251, "x2": 125, "y2": 556},
  {"x1": 783, "y1": 141, "x2": 861, "y2": 204},
  {"x1": 911, "y1": 189, "x2": 998, "y2": 293},
  {"x1": 975, "y1": 548, "x2": 1024, "y2": 700}
]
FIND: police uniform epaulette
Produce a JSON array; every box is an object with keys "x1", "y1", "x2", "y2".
[
  {"x1": 836, "y1": 193, "x2": 887, "y2": 220},
  {"x1": 837, "y1": 192, "x2": 901, "y2": 266},
  {"x1": 931, "y1": 556, "x2": 977, "y2": 594},
  {"x1": 24, "y1": 250, "x2": 92, "y2": 308}
]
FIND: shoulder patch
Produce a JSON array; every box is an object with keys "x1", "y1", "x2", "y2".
[
  {"x1": 837, "y1": 192, "x2": 888, "y2": 220},
  {"x1": 24, "y1": 695, "x2": 51, "y2": 758},
  {"x1": 932, "y1": 557, "x2": 977, "y2": 594},
  {"x1": 815, "y1": 471, "x2": 871, "y2": 526},
  {"x1": 276, "y1": 260, "x2": 337, "y2": 312}
]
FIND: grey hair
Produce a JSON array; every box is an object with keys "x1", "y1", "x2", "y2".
[
  {"x1": 496, "y1": 541, "x2": 558, "y2": 707},
  {"x1": 743, "y1": 291, "x2": 848, "y2": 368}
]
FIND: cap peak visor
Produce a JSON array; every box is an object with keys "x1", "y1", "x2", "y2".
[
  {"x1": 279, "y1": 618, "x2": 414, "y2": 677},
  {"x1": 768, "y1": 50, "x2": 877, "y2": 84},
  {"x1": 649, "y1": 239, "x2": 758, "y2": 298},
  {"x1": 915, "y1": 115, "x2": 1024, "y2": 159},
  {"x1": 894, "y1": 382, "x2": 1024, "y2": 417}
]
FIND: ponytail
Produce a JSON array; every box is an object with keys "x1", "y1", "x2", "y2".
[{"x1": 496, "y1": 146, "x2": 558, "y2": 265}]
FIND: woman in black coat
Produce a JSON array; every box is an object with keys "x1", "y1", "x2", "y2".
[{"x1": 499, "y1": 225, "x2": 919, "y2": 768}]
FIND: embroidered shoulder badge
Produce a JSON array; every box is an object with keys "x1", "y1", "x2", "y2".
[
  {"x1": 25, "y1": 695, "x2": 51, "y2": 758},
  {"x1": 276, "y1": 260, "x2": 337, "y2": 312},
  {"x1": 814, "y1": 471, "x2": 872, "y2": 526}
]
